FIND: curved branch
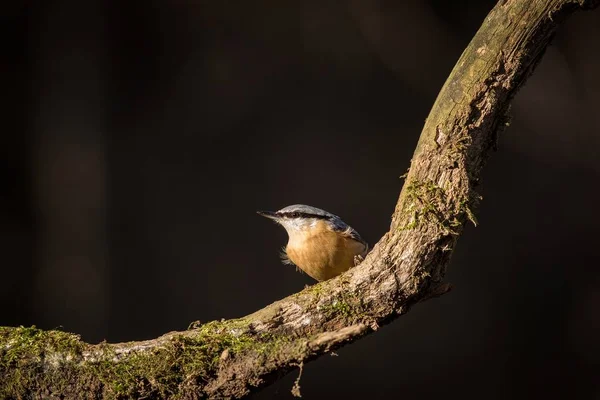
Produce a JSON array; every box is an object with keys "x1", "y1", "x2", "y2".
[{"x1": 2, "y1": 0, "x2": 598, "y2": 398}]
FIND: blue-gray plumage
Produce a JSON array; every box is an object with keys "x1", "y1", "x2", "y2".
[{"x1": 257, "y1": 204, "x2": 368, "y2": 281}]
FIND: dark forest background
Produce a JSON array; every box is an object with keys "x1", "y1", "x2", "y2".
[{"x1": 1, "y1": 1, "x2": 599, "y2": 399}]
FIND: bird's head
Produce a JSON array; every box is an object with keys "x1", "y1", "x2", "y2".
[{"x1": 256, "y1": 204, "x2": 338, "y2": 235}]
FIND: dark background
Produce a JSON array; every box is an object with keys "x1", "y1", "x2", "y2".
[{"x1": 2, "y1": 1, "x2": 600, "y2": 399}]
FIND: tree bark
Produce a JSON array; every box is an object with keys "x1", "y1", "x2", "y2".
[{"x1": 2, "y1": 0, "x2": 598, "y2": 398}]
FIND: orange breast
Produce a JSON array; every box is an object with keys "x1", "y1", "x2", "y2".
[{"x1": 286, "y1": 221, "x2": 366, "y2": 281}]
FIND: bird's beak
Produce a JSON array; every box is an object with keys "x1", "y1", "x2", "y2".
[{"x1": 256, "y1": 210, "x2": 279, "y2": 220}]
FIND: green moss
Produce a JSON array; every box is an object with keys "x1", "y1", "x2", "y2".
[
  {"x1": 1, "y1": 325, "x2": 84, "y2": 361},
  {"x1": 398, "y1": 180, "x2": 458, "y2": 234},
  {"x1": 398, "y1": 178, "x2": 480, "y2": 234},
  {"x1": 319, "y1": 300, "x2": 352, "y2": 318},
  {"x1": 0, "y1": 325, "x2": 85, "y2": 398},
  {"x1": 103, "y1": 319, "x2": 301, "y2": 398},
  {"x1": 1, "y1": 320, "x2": 304, "y2": 400},
  {"x1": 86, "y1": 318, "x2": 267, "y2": 399},
  {"x1": 317, "y1": 291, "x2": 367, "y2": 322},
  {"x1": 300, "y1": 282, "x2": 324, "y2": 297}
]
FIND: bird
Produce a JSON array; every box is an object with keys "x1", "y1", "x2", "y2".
[{"x1": 257, "y1": 204, "x2": 368, "y2": 281}]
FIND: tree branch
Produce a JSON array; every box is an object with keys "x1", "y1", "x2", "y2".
[{"x1": 2, "y1": 0, "x2": 598, "y2": 398}]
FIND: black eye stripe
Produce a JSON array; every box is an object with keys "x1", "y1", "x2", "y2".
[{"x1": 277, "y1": 211, "x2": 331, "y2": 220}]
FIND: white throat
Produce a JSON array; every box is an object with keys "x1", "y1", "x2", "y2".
[{"x1": 279, "y1": 218, "x2": 321, "y2": 237}]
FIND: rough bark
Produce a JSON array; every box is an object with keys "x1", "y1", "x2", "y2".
[{"x1": 2, "y1": 0, "x2": 598, "y2": 399}]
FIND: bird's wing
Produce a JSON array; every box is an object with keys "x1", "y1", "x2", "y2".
[{"x1": 338, "y1": 225, "x2": 369, "y2": 256}]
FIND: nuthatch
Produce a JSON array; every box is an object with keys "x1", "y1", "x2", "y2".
[{"x1": 257, "y1": 204, "x2": 368, "y2": 281}]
